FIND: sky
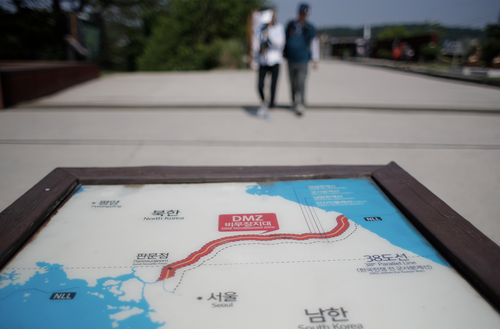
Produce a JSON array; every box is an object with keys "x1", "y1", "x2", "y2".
[{"x1": 271, "y1": 0, "x2": 500, "y2": 29}]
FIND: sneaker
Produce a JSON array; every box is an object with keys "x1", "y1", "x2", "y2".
[
  {"x1": 295, "y1": 104, "x2": 304, "y2": 117},
  {"x1": 265, "y1": 111, "x2": 274, "y2": 121},
  {"x1": 257, "y1": 104, "x2": 268, "y2": 118}
]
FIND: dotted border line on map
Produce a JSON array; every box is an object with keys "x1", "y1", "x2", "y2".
[
  {"x1": 2, "y1": 265, "x2": 165, "y2": 270},
  {"x1": 3, "y1": 253, "x2": 430, "y2": 272},
  {"x1": 2, "y1": 255, "x2": 434, "y2": 272}
]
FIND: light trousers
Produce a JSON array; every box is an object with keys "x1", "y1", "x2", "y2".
[{"x1": 287, "y1": 62, "x2": 308, "y2": 105}]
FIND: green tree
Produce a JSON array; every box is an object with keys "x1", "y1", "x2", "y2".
[
  {"x1": 319, "y1": 24, "x2": 483, "y2": 41},
  {"x1": 0, "y1": 0, "x2": 165, "y2": 69},
  {"x1": 377, "y1": 25, "x2": 411, "y2": 41},
  {"x1": 71, "y1": 0, "x2": 166, "y2": 70},
  {"x1": 138, "y1": 0, "x2": 265, "y2": 71},
  {"x1": 102, "y1": 1, "x2": 164, "y2": 71},
  {"x1": 481, "y1": 22, "x2": 500, "y2": 66},
  {"x1": 0, "y1": 4, "x2": 65, "y2": 60},
  {"x1": 485, "y1": 23, "x2": 500, "y2": 39},
  {"x1": 410, "y1": 22, "x2": 444, "y2": 37}
]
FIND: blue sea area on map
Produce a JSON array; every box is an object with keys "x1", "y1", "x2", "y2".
[
  {"x1": 246, "y1": 178, "x2": 449, "y2": 267},
  {"x1": 0, "y1": 262, "x2": 163, "y2": 328},
  {"x1": 75, "y1": 186, "x2": 92, "y2": 194}
]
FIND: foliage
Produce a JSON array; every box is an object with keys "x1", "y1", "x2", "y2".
[
  {"x1": 438, "y1": 26, "x2": 484, "y2": 41},
  {"x1": 76, "y1": 0, "x2": 166, "y2": 70},
  {"x1": 340, "y1": 48, "x2": 352, "y2": 58},
  {"x1": 376, "y1": 23, "x2": 444, "y2": 41},
  {"x1": 377, "y1": 25, "x2": 411, "y2": 41},
  {"x1": 0, "y1": 7, "x2": 65, "y2": 60},
  {"x1": 409, "y1": 22, "x2": 444, "y2": 36},
  {"x1": 419, "y1": 44, "x2": 440, "y2": 61},
  {"x1": 319, "y1": 24, "x2": 484, "y2": 42},
  {"x1": 138, "y1": 0, "x2": 265, "y2": 71},
  {"x1": 0, "y1": 0, "x2": 165, "y2": 70},
  {"x1": 485, "y1": 23, "x2": 500, "y2": 39},
  {"x1": 464, "y1": 44, "x2": 477, "y2": 59},
  {"x1": 376, "y1": 48, "x2": 391, "y2": 59},
  {"x1": 218, "y1": 39, "x2": 246, "y2": 69},
  {"x1": 318, "y1": 27, "x2": 364, "y2": 37},
  {"x1": 481, "y1": 39, "x2": 500, "y2": 65},
  {"x1": 137, "y1": 14, "x2": 219, "y2": 71},
  {"x1": 1, "y1": 0, "x2": 261, "y2": 70},
  {"x1": 102, "y1": 2, "x2": 163, "y2": 71},
  {"x1": 480, "y1": 23, "x2": 500, "y2": 66}
]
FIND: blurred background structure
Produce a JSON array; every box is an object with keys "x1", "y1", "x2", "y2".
[{"x1": 1, "y1": 0, "x2": 500, "y2": 73}]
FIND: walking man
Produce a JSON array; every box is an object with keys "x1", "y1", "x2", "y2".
[{"x1": 284, "y1": 3, "x2": 319, "y2": 116}]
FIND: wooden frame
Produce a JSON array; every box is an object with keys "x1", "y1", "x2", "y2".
[{"x1": 1, "y1": 162, "x2": 499, "y2": 312}]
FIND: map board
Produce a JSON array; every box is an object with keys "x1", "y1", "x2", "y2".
[{"x1": 0, "y1": 164, "x2": 499, "y2": 328}]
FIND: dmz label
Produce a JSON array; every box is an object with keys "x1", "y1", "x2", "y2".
[
  {"x1": 50, "y1": 292, "x2": 76, "y2": 300},
  {"x1": 364, "y1": 217, "x2": 382, "y2": 221},
  {"x1": 218, "y1": 213, "x2": 279, "y2": 233}
]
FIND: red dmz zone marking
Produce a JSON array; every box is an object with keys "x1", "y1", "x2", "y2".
[{"x1": 157, "y1": 215, "x2": 350, "y2": 281}]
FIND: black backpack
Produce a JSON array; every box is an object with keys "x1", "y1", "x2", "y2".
[{"x1": 284, "y1": 21, "x2": 313, "y2": 58}]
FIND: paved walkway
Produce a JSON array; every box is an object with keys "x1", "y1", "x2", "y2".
[
  {"x1": 2, "y1": 60, "x2": 499, "y2": 246},
  {"x1": 22, "y1": 60, "x2": 500, "y2": 111}
]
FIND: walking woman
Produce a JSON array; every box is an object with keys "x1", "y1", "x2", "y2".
[{"x1": 251, "y1": 9, "x2": 285, "y2": 119}]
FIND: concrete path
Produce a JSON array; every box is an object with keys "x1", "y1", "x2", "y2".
[
  {"x1": 22, "y1": 60, "x2": 500, "y2": 111},
  {"x1": 2, "y1": 60, "x2": 499, "y2": 247}
]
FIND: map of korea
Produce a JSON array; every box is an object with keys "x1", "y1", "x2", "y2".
[
  {"x1": 157, "y1": 215, "x2": 350, "y2": 280},
  {"x1": 2, "y1": 181, "x2": 500, "y2": 329}
]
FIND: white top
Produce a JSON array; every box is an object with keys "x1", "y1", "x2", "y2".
[{"x1": 251, "y1": 23, "x2": 285, "y2": 68}]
